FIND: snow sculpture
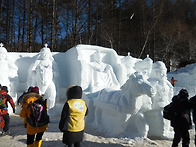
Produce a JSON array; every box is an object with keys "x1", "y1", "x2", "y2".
[
  {"x1": 27, "y1": 44, "x2": 57, "y2": 109},
  {"x1": 145, "y1": 61, "x2": 173, "y2": 139},
  {"x1": 0, "y1": 43, "x2": 18, "y2": 99},
  {"x1": 134, "y1": 55, "x2": 153, "y2": 80},
  {"x1": 88, "y1": 51, "x2": 120, "y2": 92},
  {"x1": 124, "y1": 55, "x2": 155, "y2": 137},
  {"x1": 63, "y1": 45, "x2": 125, "y2": 93},
  {"x1": 120, "y1": 52, "x2": 138, "y2": 79},
  {"x1": 85, "y1": 72, "x2": 156, "y2": 137}
]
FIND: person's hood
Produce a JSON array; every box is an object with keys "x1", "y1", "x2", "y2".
[
  {"x1": 66, "y1": 85, "x2": 82, "y2": 100},
  {"x1": 22, "y1": 92, "x2": 42, "y2": 105},
  {"x1": 0, "y1": 90, "x2": 7, "y2": 95}
]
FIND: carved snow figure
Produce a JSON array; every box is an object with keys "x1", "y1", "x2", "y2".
[
  {"x1": 88, "y1": 51, "x2": 120, "y2": 92},
  {"x1": 85, "y1": 72, "x2": 156, "y2": 137},
  {"x1": 134, "y1": 55, "x2": 153, "y2": 80},
  {"x1": 120, "y1": 52, "x2": 137, "y2": 79},
  {"x1": 145, "y1": 61, "x2": 174, "y2": 139},
  {"x1": 27, "y1": 44, "x2": 57, "y2": 109},
  {"x1": 0, "y1": 43, "x2": 18, "y2": 100}
]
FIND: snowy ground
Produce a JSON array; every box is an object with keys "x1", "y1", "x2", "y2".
[{"x1": 0, "y1": 114, "x2": 195, "y2": 147}]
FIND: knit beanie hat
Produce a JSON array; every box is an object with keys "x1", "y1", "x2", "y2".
[
  {"x1": 66, "y1": 85, "x2": 82, "y2": 100},
  {"x1": 30, "y1": 86, "x2": 39, "y2": 94}
]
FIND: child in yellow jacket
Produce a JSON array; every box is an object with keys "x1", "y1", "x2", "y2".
[
  {"x1": 20, "y1": 86, "x2": 48, "y2": 147},
  {"x1": 59, "y1": 85, "x2": 88, "y2": 147}
]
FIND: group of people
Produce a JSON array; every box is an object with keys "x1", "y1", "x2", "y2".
[
  {"x1": 0, "y1": 85, "x2": 88, "y2": 147},
  {"x1": 168, "y1": 89, "x2": 196, "y2": 147}
]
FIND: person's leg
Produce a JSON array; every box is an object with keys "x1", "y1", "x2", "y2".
[
  {"x1": 2, "y1": 113, "x2": 10, "y2": 133},
  {"x1": 74, "y1": 142, "x2": 80, "y2": 147},
  {"x1": 67, "y1": 143, "x2": 72, "y2": 147},
  {"x1": 195, "y1": 127, "x2": 196, "y2": 145},
  {"x1": 35, "y1": 132, "x2": 44, "y2": 147},
  {"x1": 34, "y1": 140, "x2": 42, "y2": 147},
  {"x1": 172, "y1": 127, "x2": 181, "y2": 147},
  {"x1": 35, "y1": 132, "x2": 44, "y2": 141},
  {"x1": 181, "y1": 129, "x2": 190, "y2": 147},
  {"x1": 195, "y1": 134, "x2": 196, "y2": 145},
  {"x1": 27, "y1": 134, "x2": 35, "y2": 145}
]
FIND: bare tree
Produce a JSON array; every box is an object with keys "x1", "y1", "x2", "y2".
[
  {"x1": 0, "y1": 0, "x2": 2, "y2": 22},
  {"x1": 21, "y1": 0, "x2": 27, "y2": 51},
  {"x1": 51, "y1": 0, "x2": 56, "y2": 51},
  {"x1": 27, "y1": 0, "x2": 33, "y2": 52},
  {"x1": 10, "y1": 0, "x2": 15, "y2": 51},
  {"x1": 139, "y1": 0, "x2": 163, "y2": 59},
  {"x1": 6, "y1": 0, "x2": 10, "y2": 45},
  {"x1": 17, "y1": 0, "x2": 22, "y2": 51}
]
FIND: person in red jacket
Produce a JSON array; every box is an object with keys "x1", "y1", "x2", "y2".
[
  {"x1": 0, "y1": 86, "x2": 15, "y2": 135},
  {"x1": 171, "y1": 77, "x2": 177, "y2": 87}
]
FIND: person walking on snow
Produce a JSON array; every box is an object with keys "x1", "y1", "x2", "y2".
[
  {"x1": 171, "y1": 77, "x2": 177, "y2": 87},
  {"x1": 0, "y1": 86, "x2": 15, "y2": 135},
  {"x1": 170, "y1": 89, "x2": 192, "y2": 147},
  {"x1": 59, "y1": 85, "x2": 88, "y2": 147},
  {"x1": 20, "y1": 86, "x2": 48, "y2": 147}
]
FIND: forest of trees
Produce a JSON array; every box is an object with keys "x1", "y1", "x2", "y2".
[{"x1": 0, "y1": 0, "x2": 196, "y2": 71}]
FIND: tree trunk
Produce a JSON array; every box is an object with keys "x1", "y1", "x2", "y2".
[
  {"x1": 88, "y1": 0, "x2": 91, "y2": 44},
  {"x1": 6, "y1": 0, "x2": 10, "y2": 45},
  {"x1": 22, "y1": 0, "x2": 26, "y2": 51},
  {"x1": 71, "y1": 0, "x2": 78, "y2": 46},
  {"x1": 41, "y1": 17, "x2": 44, "y2": 45},
  {"x1": 17, "y1": 0, "x2": 22, "y2": 52},
  {"x1": 0, "y1": 0, "x2": 3, "y2": 25},
  {"x1": 51, "y1": 0, "x2": 56, "y2": 51},
  {"x1": 27, "y1": 0, "x2": 33, "y2": 52},
  {"x1": 11, "y1": 0, "x2": 15, "y2": 51},
  {"x1": 33, "y1": 9, "x2": 39, "y2": 50}
]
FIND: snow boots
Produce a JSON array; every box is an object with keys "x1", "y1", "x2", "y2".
[
  {"x1": 27, "y1": 140, "x2": 42, "y2": 147},
  {"x1": 27, "y1": 143, "x2": 34, "y2": 147},
  {"x1": 34, "y1": 140, "x2": 42, "y2": 147}
]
